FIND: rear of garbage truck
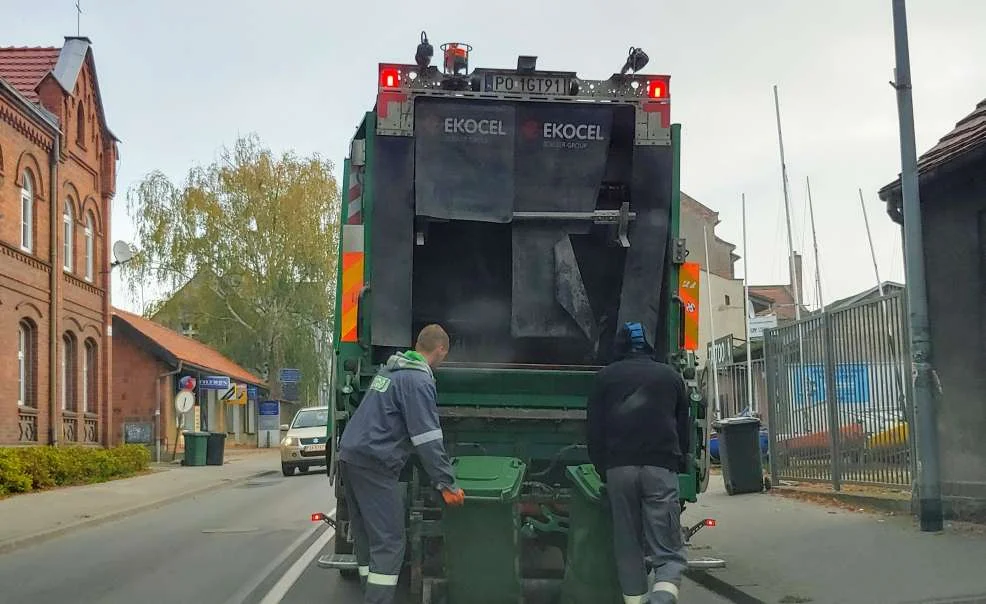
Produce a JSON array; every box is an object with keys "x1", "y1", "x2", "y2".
[{"x1": 320, "y1": 35, "x2": 712, "y2": 603}]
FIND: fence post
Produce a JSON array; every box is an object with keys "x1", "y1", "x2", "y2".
[
  {"x1": 822, "y1": 313, "x2": 842, "y2": 491},
  {"x1": 764, "y1": 331, "x2": 780, "y2": 485}
]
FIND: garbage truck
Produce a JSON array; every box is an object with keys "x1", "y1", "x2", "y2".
[{"x1": 317, "y1": 33, "x2": 713, "y2": 603}]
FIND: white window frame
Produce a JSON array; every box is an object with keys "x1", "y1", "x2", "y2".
[
  {"x1": 61, "y1": 337, "x2": 69, "y2": 410},
  {"x1": 84, "y1": 214, "x2": 94, "y2": 282},
  {"x1": 21, "y1": 172, "x2": 33, "y2": 252},
  {"x1": 82, "y1": 342, "x2": 89, "y2": 414},
  {"x1": 63, "y1": 200, "x2": 74, "y2": 273},
  {"x1": 18, "y1": 324, "x2": 27, "y2": 406}
]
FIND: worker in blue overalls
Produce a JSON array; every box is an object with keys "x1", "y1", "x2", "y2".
[
  {"x1": 338, "y1": 324, "x2": 465, "y2": 604},
  {"x1": 587, "y1": 321, "x2": 690, "y2": 604}
]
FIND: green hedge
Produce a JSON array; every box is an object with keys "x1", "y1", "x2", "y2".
[{"x1": 0, "y1": 445, "x2": 150, "y2": 496}]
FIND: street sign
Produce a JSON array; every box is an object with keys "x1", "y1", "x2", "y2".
[
  {"x1": 200, "y1": 376, "x2": 230, "y2": 390},
  {"x1": 279, "y1": 368, "x2": 301, "y2": 383},
  {"x1": 175, "y1": 391, "x2": 195, "y2": 414},
  {"x1": 258, "y1": 400, "x2": 280, "y2": 431},
  {"x1": 247, "y1": 384, "x2": 259, "y2": 401},
  {"x1": 678, "y1": 262, "x2": 701, "y2": 351},
  {"x1": 749, "y1": 314, "x2": 778, "y2": 339},
  {"x1": 221, "y1": 383, "x2": 248, "y2": 405},
  {"x1": 282, "y1": 381, "x2": 300, "y2": 402},
  {"x1": 707, "y1": 334, "x2": 734, "y2": 366}
]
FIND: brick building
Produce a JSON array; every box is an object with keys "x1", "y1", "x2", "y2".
[
  {"x1": 0, "y1": 38, "x2": 117, "y2": 446},
  {"x1": 112, "y1": 309, "x2": 266, "y2": 458}
]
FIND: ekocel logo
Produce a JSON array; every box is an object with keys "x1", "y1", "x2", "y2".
[
  {"x1": 522, "y1": 119, "x2": 607, "y2": 149},
  {"x1": 442, "y1": 117, "x2": 508, "y2": 136}
]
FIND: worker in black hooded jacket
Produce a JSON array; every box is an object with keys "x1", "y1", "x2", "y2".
[{"x1": 586, "y1": 321, "x2": 690, "y2": 604}]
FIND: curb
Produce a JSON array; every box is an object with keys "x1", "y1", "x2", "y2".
[
  {"x1": 773, "y1": 485, "x2": 912, "y2": 515},
  {"x1": 0, "y1": 468, "x2": 276, "y2": 556}
]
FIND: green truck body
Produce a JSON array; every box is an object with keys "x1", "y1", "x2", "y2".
[{"x1": 321, "y1": 40, "x2": 711, "y2": 602}]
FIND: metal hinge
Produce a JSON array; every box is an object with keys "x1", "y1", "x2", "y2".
[{"x1": 672, "y1": 238, "x2": 688, "y2": 264}]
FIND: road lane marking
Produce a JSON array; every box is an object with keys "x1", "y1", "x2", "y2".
[
  {"x1": 223, "y1": 507, "x2": 335, "y2": 604},
  {"x1": 257, "y1": 508, "x2": 337, "y2": 604}
]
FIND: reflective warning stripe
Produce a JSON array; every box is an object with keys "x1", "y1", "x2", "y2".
[
  {"x1": 358, "y1": 566, "x2": 369, "y2": 577},
  {"x1": 653, "y1": 581, "x2": 679, "y2": 599},
  {"x1": 347, "y1": 162, "x2": 363, "y2": 225},
  {"x1": 340, "y1": 225, "x2": 365, "y2": 344},
  {"x1": 367, "y1": 572, "x2": 399, "y2": 586},
  {"x1": 623, "y1": 595, "x2": 646, "y2": 604},
  {"x1": 410, "y1": 429, "x2": 443, "y2": 447},
  {"x1": 678, "y1": 261, "x2": 701, "y2": 351}
]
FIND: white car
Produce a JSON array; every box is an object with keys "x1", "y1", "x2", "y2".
[{"x1": 280, "y1": 406, "x2": 330, "y2": 476}]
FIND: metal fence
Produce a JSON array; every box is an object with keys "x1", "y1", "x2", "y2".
[
  {"x1": 764, "y1": 292, "x2": 914, "y2": 489},
  {"x1": 705, "y1": 359, "x2": 769, "y2": 423}
]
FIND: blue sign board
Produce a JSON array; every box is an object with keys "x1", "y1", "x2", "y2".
[
  {"x1": 258, "y1": 400, "x2": 280, "y2": 431},
  {"x1": 790, "y1": 363, "x2": 870, "y2": 407},
  {"x1": 282, "y1": 381, "x2": 300, "y2": 402},
  {"x1": 247, "y1": 384, "x2": 259, "y2": 401},
  {"x1": 200, "y1": 376, "x2": 230, "y2": 390},
  {"x1": 279, "y1": 368, "x2": 301, "y2": 383}
]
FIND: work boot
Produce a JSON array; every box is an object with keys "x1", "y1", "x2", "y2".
[{"x1": 648, "y1": 581, "x2": 679, "y2": 603}]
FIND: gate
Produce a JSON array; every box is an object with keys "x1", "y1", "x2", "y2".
[{"x1": 764, "y1": 292, "x2": 914, "y2": 489}]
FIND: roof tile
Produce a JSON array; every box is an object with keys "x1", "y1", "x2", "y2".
[
  {"x1": 0, "y1": 47, "x2": 61, "y2": 102},
  {"x1": 113, "y1": 308, "x2": 264, "y2": 387}
]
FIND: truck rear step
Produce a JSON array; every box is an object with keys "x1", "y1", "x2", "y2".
[{"x1": 317, "y1": 553, "x2": 358, "y2": 570}]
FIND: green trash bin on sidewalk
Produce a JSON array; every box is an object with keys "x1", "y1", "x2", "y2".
[
  {"x1": 443, "y1": 456, "x2": 526, "y2": 604},
  {"x1": 182, "y1": 431, "x2": 208, "y2": 467},
  {"x1": 561, "y1": 464, "x2": 623, "y2": 604},
  {"x1": 206, "y1": 432, "x2": 227, "y2": 466}
]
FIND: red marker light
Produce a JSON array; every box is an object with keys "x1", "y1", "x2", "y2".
[
  {"x1": 648, "y1": 79, "x2": 667, "y2": 99},
  {"x1": 380, "y1": 68, "x2": 399, "y2": 89},
  {"x1": 704, "y1": 518, "x2": 717, "y2": 527},
  {"x1": 311, "y1": 512, "x2": 325, "y2": 522}
]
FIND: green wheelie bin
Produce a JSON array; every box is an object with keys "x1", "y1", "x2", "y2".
[
  {"x1": 442, "y1": 456, "x2": 526, "y2": 604},
  {"x1": 561, "y1": 464, "x2": 623, "y2": 604},
  {"x1": 182, "y1": 431, "x2": 208, "y2": 467}
]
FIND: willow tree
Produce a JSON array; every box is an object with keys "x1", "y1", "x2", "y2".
[{"x1": 125, "y1": 135, "x2": 340, "y2": 400}]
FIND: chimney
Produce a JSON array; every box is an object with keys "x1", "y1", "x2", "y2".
[{"x1": 791, "y1": 252, "x2": 804, "y2": 307}]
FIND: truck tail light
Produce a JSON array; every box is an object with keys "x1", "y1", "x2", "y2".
[
  {"x1": 380, "y1": 67, "x2": 399, "y2": 89},
  {"x1": 648, "y1": 78, "x2": 668, "y2": 99}
]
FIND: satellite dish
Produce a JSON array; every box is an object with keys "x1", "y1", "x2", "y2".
[
  {"x1": 112, "y1": 240, "x2": 134, "y2": 265},
  {"x1": 175, "y1": 390, "x2": 195, "y2": 414}
]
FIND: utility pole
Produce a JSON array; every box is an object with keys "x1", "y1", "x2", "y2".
[
  {"x1": 703, "y1": 225, "x2": 722, "y2": 420},
  {"x1": 742, "y1": 194, "x2": 755, "y2": 413},
  {"x1": 891, "y1": 0, "x2": 942, "y2": 532}
]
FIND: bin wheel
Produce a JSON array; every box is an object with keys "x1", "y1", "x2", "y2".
[
  {"x1": 724, "y1": 480, "x2": 735, "y2": 496},
  {"x1": 282, "y1": 463, "x2": 295, "y2": 477}
]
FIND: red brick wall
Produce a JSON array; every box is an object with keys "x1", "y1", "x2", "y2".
[
  {"x1": 111, "y1": 332, "x2": 172, "y2": 449},
  {"x1": 0, "y1": 52, "x2": 114, "y2": 446}
]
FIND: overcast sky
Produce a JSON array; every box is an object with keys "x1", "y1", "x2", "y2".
[{"x1": 3, "y1": 0, "x2": 984, "y2": 313}]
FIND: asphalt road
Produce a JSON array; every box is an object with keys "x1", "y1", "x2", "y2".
[{"x1": 0, "y1": 468, "x2": 733, "y2": 604}]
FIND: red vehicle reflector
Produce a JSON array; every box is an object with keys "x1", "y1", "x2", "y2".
[
  {"x1": 648, "y1": 79, "x2": 667, "y2": 99},
  {"x1": 704, "y1": 518, "x2": 717, "y2": 527},
  {"x1": 311, "y1": 512, "x2": 326, "y2": 522},
  {"x1": 380, "y1": 68, "x2": 399, "y2": 89}
]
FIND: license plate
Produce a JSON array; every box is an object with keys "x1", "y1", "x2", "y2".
[
  {"x1": 486, "y1": 74, "x2": 568, "y2": 94},
  {"x1": 303, "y1": 443, "x2": 326, "y2": 453}
]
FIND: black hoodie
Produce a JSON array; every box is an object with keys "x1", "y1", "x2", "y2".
[{"x1": 586, "y1": 352, "x2": 690, "y2": 477}]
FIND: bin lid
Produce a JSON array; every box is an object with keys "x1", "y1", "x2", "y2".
[
  {"x1": 451, "y1": 456, "x2": 526, "y2": 501},
  {"x1": 714, "y1": 416, "x2": 761, "y2": 428},
  {"x1": 565, "y1": 464, "x2": 605, "y2": 503},
  {"x1": 182, "y1": 431, "x2": 210, "y2": 436}
]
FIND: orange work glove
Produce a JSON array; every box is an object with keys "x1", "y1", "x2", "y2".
[{"x1": 441, "y1": 486, "x2": 465, "y2": 507}]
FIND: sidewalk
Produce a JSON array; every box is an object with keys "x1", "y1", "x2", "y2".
[
  {"x1": 0, "y1": 449, "x2": 280, "y2": 554},
  {"x1": 684, "y1": 477, "x2": 986, "y2": 603}
]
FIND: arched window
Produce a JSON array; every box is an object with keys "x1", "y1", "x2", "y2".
[
  {"x1": 21, "y1": 171, "x2": 34, "y2": 252},
  {"x1": 61, "y1": 333, "x2": 77, "y2": 412},
  {"x1": 84, "y1": 213, "x2": 95, "y2": 282},
  {"x1": 76, "y1": 101, "x2": 85, "y2": 147},
  {"x1": 18, "y1": 320, "x2": 37, "y2": 408},
  {"x1": 83, "y1": 339, "x2": 97, "y2": 414},
  {"x1": 63, "y1": 199, "x2": 74, "y2": 273}
]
